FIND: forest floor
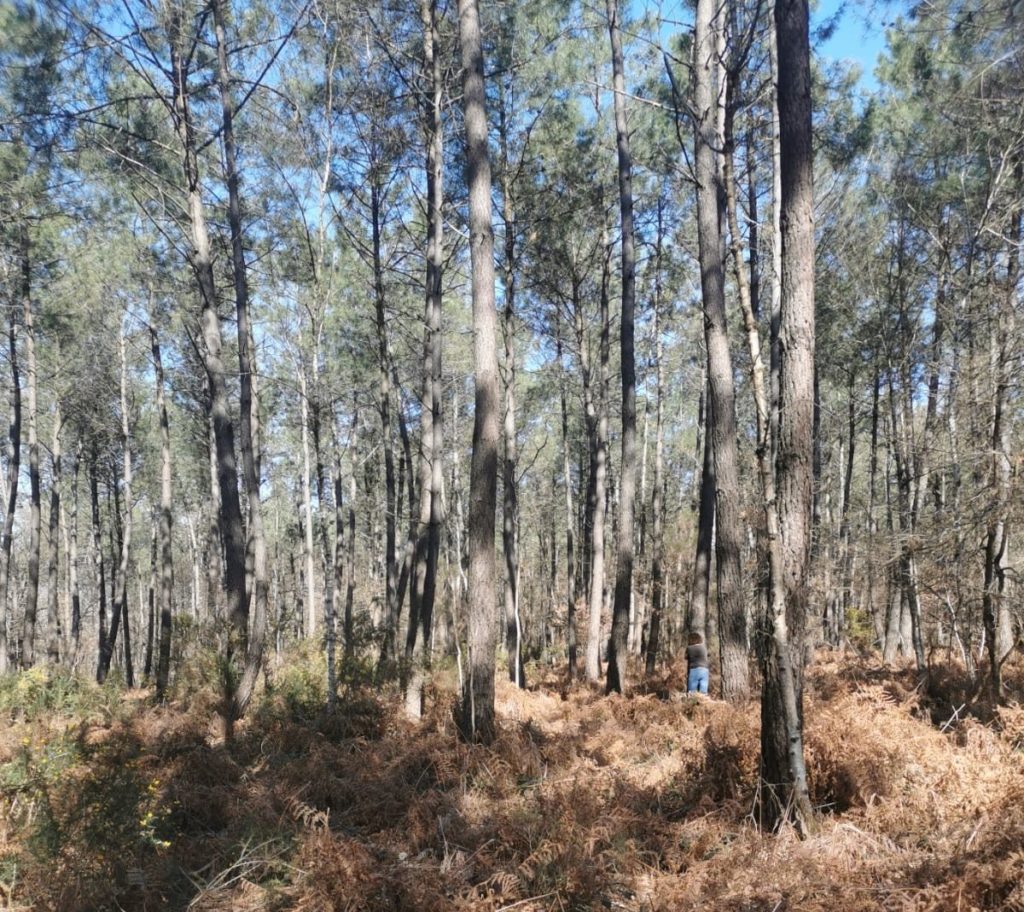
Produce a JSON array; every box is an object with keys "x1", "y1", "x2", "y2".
[{"x1": 1, "y1": 650, "x2": 1023, "y2": 912}]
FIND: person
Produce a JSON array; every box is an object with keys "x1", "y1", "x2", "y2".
[{"x1": 686, "y1": 632, "x2": 709, "y2": 695}]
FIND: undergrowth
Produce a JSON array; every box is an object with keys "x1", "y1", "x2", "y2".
[{"x1": 0, "y1": 650, "x2": 1022, "y2": 911}]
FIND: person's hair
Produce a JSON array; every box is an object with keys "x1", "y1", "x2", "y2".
[{"x1": 688, "y1": 632, "x2": 703, "y2": 646}]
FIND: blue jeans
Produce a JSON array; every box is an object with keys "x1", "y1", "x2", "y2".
[{"x1": 688, "y1": 666, "x2": 709, "y2": 695}]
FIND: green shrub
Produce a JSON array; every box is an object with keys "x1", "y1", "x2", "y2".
[{"x1": 0, "y1": 667, "x2": 118, "y2": 722}]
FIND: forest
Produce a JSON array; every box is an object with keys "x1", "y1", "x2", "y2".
[{"x1": 0, "y1": 0, "x2": 1022, "y2": 908}]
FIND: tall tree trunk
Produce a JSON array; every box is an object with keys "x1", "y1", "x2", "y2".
[
  {"x1": 0, "y1": 304, "x2": 19, "y2": 674},
  {"x1": 90, "y1": 457, "x2": 107, "y2": 681},
  {"x1": 46, "y1": 399, "x2": 63, "y2": 664},
  {"x1": 768, "y1": 0, "x2": 783, "y2": 467},
  {"x1": 760, "y1": 0, "x2": 816, "y2": 835},
  {"x1": 144, "y1": 520, "x2": 157, "y2": 682},
  {"x1": 299, "y1": 368, "x2": 317, "y2": 639},
  {"x1": 370, "y1": 177, "x2": 400, "y2": 672},
  {"x1": 458, "y1": 0, "x2": 501, "y2": 742},
  {"x1": 213, "y1": 0, "x2": 267, "y2": 718},
  {"x1": 888, "y1": 366, "x2": 926, "y2": 671},
  {"x1": 645, "y1": 220, "x2": 666, "y2": 676},
  {"x1": 310, "y1": 370, "x2": 337, "y2": 711},
  {"x1": 344, "y1": 407, "x2": 358, "y2": 659},
  {"x1": 694, "y1": 0, "x2": 747, "y2": 700},
  {"x1": 837, "y1": 372, "x2": 857, "y2": 644},
  {"x1": 577, "y1": 255, "x2": 611, "y2": 685},
  {"x1": 69, "y1": 445, "x2": 81, "y2": 661},
  {"x1": 689, "y1": 371, "x2": 714, "y2": 640},
  {"x1": 21, "y1": 228, "x2": 42, "y2": 669},
  {"x1": 169, "y1": 12, "x2": 248, "y2": 728},
  {"x1": 150, "y1": 322, "x2": 174, "y2": 700},
  {"x1": 205, "y1": 402, "x2": 223, "y2": 624},
  {"x1": 498, "y1": 92, "x2": 524, "y2": 690},
  {"x1": 406, "y1": 0, "x2": 445, "y2": 719},
  {"x1": 392, "y1": 371, "x2": 419, "y2": 634},
  {"x1": 557, "y1": 325, "x2": 578, "y2": 679},
  {"x1": 982, "y1": 166, "x2": 1020, "y2": 699},
  {"x1": 99, "y1": 324, "x2": 134, "y2": 687},
  {"x1": 604, "y1": 0, "x2": 638, "y2": 696},
  {"x1": 333, "y1": 427, "x2": 347, "y2": 658}
]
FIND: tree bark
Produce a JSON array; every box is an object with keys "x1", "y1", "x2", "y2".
[
  {"x1": 98, "y1": 324, "x2": 134, "y2": 687},
  {"x1": 168, "y1": 10, "x2": 248, "y2": 727},
  {"x1": 694, "y1": 0, "x2": 747, "y2": 700},
  {"x1": 982, "y1": 164, "x2": 1020, "y2": 700},
  {"x1": 645, "y1": 217, "x2": 666, "y2": 676},
  {"x1": 299, "y1": 368, "x2": 317, "y2": 640},
  {"x1": 574, "y1": 253, "x2": 611, "y2": 685},
  {"x1": 406, "y1": 0, "x2": 445, "y2": 719},
  {"x1": 310, "y1": 369, "x2": 337, "y2": 711},
  {"x1": 46, "y1": 399, "x2": 63, "y2": 664},
  {"x1": 689, "y1": 370, "x2": 714, "y2": 641},
  {"x1": 144, "y1": 519, "x2": 157, "y2": 682},
  {"x1": 344, "y1": 407, "x2": 359, "y2": 659},
  {"x1": 760, "y1": 0, "x2": 816, "y2": 835},
  {"x1": 0, "y1": 303, "x2": 19, "y2": 674},
  {"x1": 458, "y1": 0, "x2": 501, "y2": 742},
  {"x1": 69, "y1": 445, "x2": 81, "y2": 661},
  {"x1": 21, "y1": 228, "x2": 42, "y2": 669},
  {"x1": 213, "y1": 0, "x2": 267, "y2": 718},
  {"x1": 498, "y1": 89, "x2": 525, "y2": 690},
  {"x1": 150, "y1": 322, "x2": 174, "y2": 700},
  {"x1": 557, "y1": 324, "x2": 578, "y2": 679},
  {"x1": 604, "y1": 0, "x2": 638, "y2": 696},
  {"x1": 369, "y1": 175, "x2": 401, "y2": 672},
  {"x1": 90, "y1": 456, "x2": 107, "y2": 682}
]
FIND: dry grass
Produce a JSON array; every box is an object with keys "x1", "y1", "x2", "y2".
[{"x1": 1, "y1": 651, "x2": 1023, "y2": 911}]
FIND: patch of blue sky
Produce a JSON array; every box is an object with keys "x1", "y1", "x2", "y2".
[{"x1": 813, "y1": 0, "x2": 889, "y2": 92}]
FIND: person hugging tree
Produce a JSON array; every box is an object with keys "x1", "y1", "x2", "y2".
[{"x1": 686, "y1": 632, "x2": 709, "y2": 695}]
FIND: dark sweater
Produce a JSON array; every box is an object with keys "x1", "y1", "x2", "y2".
[{"x1": 686, "y1": 643, "x2": 708, "y2": 669}]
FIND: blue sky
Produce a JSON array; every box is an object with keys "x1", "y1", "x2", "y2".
[{"x1": 814, "y1": 0, "x2": 889, "y2": 90}]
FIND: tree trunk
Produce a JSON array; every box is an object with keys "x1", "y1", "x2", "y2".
[
  {"x1": 604, "y1": 0, "x2": 638, "y2": 696},
  {"x1": 310, "y1": 370, "x2": 337, "y2": 711},
  {"x1": 557, "y1": 324, "x2": 578, "y2": 679},
  {"x1": 46, "y1": 399, "x2": 63, "y2": 664},
  {"x1": 694, "y1": 0, "x2": 747, "y2": 700},
  {"x1": 331, "y1": 420, "x2": 347, "y2": 693},
  {"x1": 90, "y1": 457, "x2": 107, "y2": 682},
  {"x1": 205, "y1": 403, "x2": 223, "y2": 624},
  {"x1": 458, "y1": 0, "x2": 501, "y2": 742},
  {"x1": 370, "y1": 176, "x2": 401, "y2": 672},
  {"x1": 21, "y1": 228, "x2": 42, "y2": 669},
  {"x1": 168, "y1": 11, "x2": 248, "y2": 728},
  {"x1": 406, "y1": 0, "x2": 445, "y2": 719},
  {"x1": 760, "y1": 0, "x2": 816, "y2": 835},
  {"x1": 150, "y1": 322, "x2": 174, "y2": 700},
  {"x1": 866, "y1": 369, "x2": 881, "y2": 642},
  {"x1": 0, "y1": 303, "x2": 19, "y2": 674},
  {"x1": 645, "y1": 218, "x2": 666, "y2": 676},
  {"x1": 689, "y1": 371, "x2": 714, "y2": 640},
  {"x1": 99, "y1": 324, "x2": 134, "y2": 687},
  {"x1": 345, "y1": 407, "x2": 358, "y2": 659},
  {"x1": 575, "y1": 252, "x2": 611, "y2": 685},
  {"x1": 982, "y1": 165, "x2": 1020, "y2": 700},
  {"x1": 498, "y1": 93, "x2": 524, "y2": 690},
  {"x1": 299, "y1": 368, "x2": 317, "y2": 640},
  {"x1": 144, "y1": 519, "x2": 157, "y2": 682},
  {"x1": 768, "y1": 0, "x2": 783, "y2": 468},
  {"x1": 213, "y1": 0, "x2": 267, "y2": 717},
  {"x1": 69, "y1": 445, "x2": 81, "y2": 661}
]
